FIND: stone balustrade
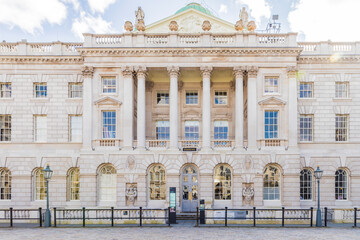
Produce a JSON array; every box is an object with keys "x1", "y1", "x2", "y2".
[
  {"x1": 0, "y1": 41, "x2": 82, "y2": 55},
  {"x1": 298, "y1": 41, "x2": 360, "y2": 55}
]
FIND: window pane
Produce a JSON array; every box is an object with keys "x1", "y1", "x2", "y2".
[
  {"x1": 214, "y1": 91, "x2": 227, "y2": 105},
  {"x1": 70, "y1": 115, "x2": 82, "y2": 142},
  {"x1": 335, "y1": 115, "x2": 348, "y2": 142},
  {"x1": 185, "y1": 121, "x2": 199, "y2": 140},
  {"x1": 186, "y1": 91, "x2": 198, "y2": 104},
  {"x1": 264, "y1": 111, "x2": 278, "y2": 139},
  {"x1": 299, "y1": 83, "x2": 313, "y2": 98},
  {"x1": 335, "y1": 169, "x2": 348, "y2": 200},
  {"x1": 156, "y1": 121, "x2": 170, "y2": 140},
  {"x1": 102, "y1": 78, "x2": 116, "y2": 93},
  {"x1": 0, "y1": 83, "x2": 11, "y2": 98},
  {"x1": 214, "y1": 165, "x2": 231, "y2": 200},
  {"x1": 34, "y1": 83, "x2": 47, "y2": 98},
  {"x1": 300, "y1": 169, "x2": 313, "y2": 200},
  {"x1": 263, "y1": 166, "x2": 280, "y2": 200},
  {"x1": 102, "y1": 111, "x2": 116, "y2": 139},
  {"x1": 0, "y1": 115, "x2": 11, "y2": 142},
  {"x1": 69, "y1": 83, "x2": 83, "y2": 98},
  {"x1": 157, "y1": 92, "x2": 169, "y2": 105},
  {"x1": 264, "y1": 77, "x2": 279, "y2": 93},
  {"x1": 149, "y1": 165, "x2": 166, "y2": 200}
]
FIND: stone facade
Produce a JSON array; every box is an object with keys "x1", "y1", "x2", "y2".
[{"x1": 0, "y1": 4, "x2": 359, "y2": 211}]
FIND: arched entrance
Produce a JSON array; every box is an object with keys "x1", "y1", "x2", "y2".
[{"x1": 181, "y1": 165, "x2": 199, "y2": 212}]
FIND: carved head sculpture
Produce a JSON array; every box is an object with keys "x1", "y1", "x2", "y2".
[
  {"x1": 247, "y1": 21, "x2": 256, "y2": 32},
  {"x1": 202, "y1": 20, "x2": 211, "y2": 31},
  {"x1": 169, "y1": 21, "x2": 179, "y2": 32},
  {"x1": 124, "y1": 21, "x2": 133, "y2": 32},
  {"x1": 235, "y1": 19, "x2": 244, "y2": 31}
]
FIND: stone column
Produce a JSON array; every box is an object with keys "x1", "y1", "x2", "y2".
[
  {"x1": 81, "y1": 66, "x2": 94, "y2": 150},
  {"x1": 200, "y1": 66, "x2": 212, "y2": 149},
  {"x1": 168, "y1": 66, "x2": 180, "y2": 149},
  {"x1": 136, "y1": 66, "x2": 147, "y2": 149},
  {"x1": 287, "y1": 66, "x2": 298, "y2": 147},
  {"x1": 247, "y1": 66, "x2": 258, "y2": 148},
  {"x1": 234, "y1": 67, "x2": 245, "y2": 148},
  {"x1": 122, "y1": 66, "x2": 134, "y2": 149}
]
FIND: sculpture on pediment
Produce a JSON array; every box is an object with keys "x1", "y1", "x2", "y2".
[
  {"x1": 124, "y1": 21, "x2": 133, "y2": 32},
  {"x1": 247, "y1": 21, "x2": 256, "y2": 32},
  {"x1": 239, "y1": 7, "x2": 249, "y2": 27},
  {"x1": 169, "y1": 21, "x2": 179, "y2": 32},
  {"x1": 126, "y1": 183, "x2": 138, "y2": 206},
  {"x1": 135, "y1": 7, "x2": 145, "y2": 31},
  {"x1": 242, "y1": 186, "x2": 254, "y2": 205},
  {"x1": 202, "y1": 20, "x2": 211, "y2": 31}
]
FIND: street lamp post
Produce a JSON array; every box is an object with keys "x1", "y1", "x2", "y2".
[
  {"x1": 43, "y1": 165, "x2": 53, "y2": 227},
  {"x1": 314, "y1": 166, "x2": 323, "y2": 227}
]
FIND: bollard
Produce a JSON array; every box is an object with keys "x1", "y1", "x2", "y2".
[
  {"x1": 282, "y1": 207, "x2": 285, "y2": 227},
  {"x1": 324, "y1": 207, "x2": 327, "y2": 227},
  {"x1": 354, "y1": 208, "x2": 357, "y2": 228},
  {"x1": 139, "y1": 207, "x2": 142, "y2": 227},
  {"x1": 225, "y1": 207, "x2": 228, "y2": 227},
  {"x1": 82, "y1": 207, "x2": 86, "y2": 227},
  {"x1": 53, "y1": 208, "x2": 56, "y2": 227},
  {"x1": 111, "y1": 207, "x2": 114, "y2": 227},
  {"x1": 10, "y1": 207, "x2": 13, "y2": 227},
  {"x1": 39, "y1": 207, "x2": 43, "y2": 227},
  {"x1": 253, "y1": 207, "x2": 256, "y2": 227},
  {"x1": 310, "y1": 207, "x2": 313, "y2": 227},
  {"x1": 168, "y1": 207, "x2": 171, "y2": 227},
  {"x1": 196, "y1": 207, "x2": 199, "y2": 227}
]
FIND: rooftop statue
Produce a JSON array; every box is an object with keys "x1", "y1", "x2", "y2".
[
  {"x1": 239, "y1": 7, "x2": 248, "y2": 27},
  {"x1": 135, "y1": 6, "x2": 145, "y2": 25}
]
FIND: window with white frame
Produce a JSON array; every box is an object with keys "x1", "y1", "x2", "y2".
[
  {"x1": 214, "y1": 164, "x2": 231, "y2": 200},
  {"x1": 185, "y1": 121, "x2": 199, "y2": 140},
  {"x1": 300, "y1": 115, "x2": 313, "y2": 142},
  {"x1": 34, "y1": 115, "x2": 47, "y2": 142},
  {"x1": 0, "y1": 83, "x2": 11, "y2": 98},
  {"x1": 263, "y1": 165, "x2": 280, "y2": 200},
  {"x1": 98, "y1": 165, "x2": 117, "y2": 201},
  {"x1": 156, "y1": 121, "x2": 170, "y2": 140},
  {"x1": 335, "y1": 169, "x2": 348, "y2": 200},
  {"x1": 0, "y1": 115, "x2": 11, "y2": 142},
  {"x1": 148, "y1": 164, "x2": 166, "y2": 200},
  {"x1": 156, "y1": 92, "x2": 169, "y2": 105},
  {"x1": 185, "y1": 91, "x2": 198, "y2": 104},
  {"x1": 102, "y1": 111, "x2": 116, "y2": 139},
  {"x1": 34, "y1": 83, "x2": 47, "y2": 98},
  {"x1": 264, "y1": 76, "x2": 279, "y2": 93},
  {"x1": 300, "y1": 169, "x2": 313, "y2": 200},
  {"x1": 69, "y1": 83, "x2": 83, "y2": 98},
  {"x1": 335, "y1": 114, "x2": 348, "y2": 142},
  {"x1": 214, "y1": 121, "x2": 228, "y2": 140},
  {"x1": 0, "y1": 168, "x2": 11, "y2": 200},
  {"x1": 33, "y1": 168, "x2": 46, "y2": 200},
  {"x1": 69, "y1": 115, "x2": 82, "y2": 142},
  {"x1": 335, "y1": 82, "x2": 349, "y2": 98},
  {"x1": 264, "y1": 111, "x2": 278, "y2": 139},
  {"x1": 215, "y1": 91, "x2": 227, "y2": 105},
  {"x1": 299, "y1": 82, "x2": 313, "y2": 98},
  {"x1": 67, "y1": 168, "x2": 80, "y2": 201},
  {"x1": 102, "y1": 77, "x2": 116, "y2": 93}
]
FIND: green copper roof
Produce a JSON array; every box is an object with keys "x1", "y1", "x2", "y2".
[{"x1": 175, "y1": 3, "x2": 213, "y2": 16}]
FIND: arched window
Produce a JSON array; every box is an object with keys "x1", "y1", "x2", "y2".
[
  {"x1": 98, "y1": 165, "x2": 117, "y2": 201},
  {"x1": 33, "y1": 168, "x2": 46, "y2": 200},
  {"x1": 67, "y1": 168, "x2": 80, "y2": 201},
  {"x1": 0, "y1": 168, "x2": 11, "y2": 200},
  {"x1": 335, "y1": 169, "x2": 348, "y2": 200},
  {"x1": 263, "y1": 165, "x2": 281, "y2": 200},
  {"x1": 148, "y1": 164, "x2": 166, "y2": 200},
  {"x1": 214, "y1": 165, "x2": 231, "y2": 200},
  {"x1": 300, "y1": 169, "x2": 313, "y2": 200}
]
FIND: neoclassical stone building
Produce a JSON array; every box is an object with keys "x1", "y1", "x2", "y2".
[{"x1": 0, "y1": 3, "x2": 359, "y2": 212}]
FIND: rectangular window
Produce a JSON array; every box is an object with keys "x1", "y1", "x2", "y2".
[
  {"x1": 214, "y1": 121, "x2": 228, "y2": 140},
  {"x1": 156, "y1": 92, "x2": 169, "y2": 105},
  {"x1": 69, "y1": 83, "x2": 83, "y2": 98},
  {"x1": 185, "y1": 121, "x2": 199, "y2": 140},
  {"x1": 264, "y1": 77, "x2": 279, "y2": 93},
  {"x1": 69, "y1": 115, "x2": 82, "y2": 142},
  {"x1": 102, "y1": 111, "x2": 116, "y2": 139},
  {"x1": 335, "y1": 82, "x2": 348, "y2": 98},
  {"x1": 34, "y1": 83, "x2": 47, "y2": 98},
  {"x1": 102, "y1": 77, "x2": 116, "y2": 93},
  {"x1": 299, "y1": 82, "x2": 313, "y2": 98},
  {"x1": 156, "y1": 121, "x2": 170, "y2": 140},
  {"x1": 0, "y1": 83, "x2": 11, "y2": 98},
  {"x1": 186, "y1": 91, "x2": 198, "y2": 104},
  {"x1": 335, "y1": 115, "x2": 348, "y2": 142},
  {"x1": 264, "y1": 111, "x2": 278, "y2": 139},
  {"x1": 215, "y1": 91, "x2": 227, "y2": 105},
  {"x1": 0, "y1": 115, "x2": 11, "y2": 142},
  {"x1": 300, "y1": 115, "x2": 313, "y2": 142},
  {"x1": 34, "y1": 115, "x2": 47, "y2": 142}
]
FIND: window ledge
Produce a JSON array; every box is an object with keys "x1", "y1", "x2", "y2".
[
  {"x1": 65, "y1": 98, "x2": 83, "y2": 103},
  {"x1": 0, "y1": 97, "x2": 14, "y2": 102},
  {"x1": 333, "y1": 98, "x2": 352, "y2": 102},
  {"x1": 298, "y1": 98, "x2": 316, "y2": 101},
  {"x1": 30, "y1": 98, "x2": 49, "y2": 103}
]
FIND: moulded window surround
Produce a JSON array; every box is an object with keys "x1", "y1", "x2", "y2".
[
  {"x1": 98, "y1": 165, "x2": 117, "y2": 202},
  {"x1": 34, "y1": 83, "x2": 47, "y2": 98},
  {"x1": 148, "y1": 164, "x2": 166, "y2": 200},
  {"x1": 67, "y1": 168, "x2": 80, "y2": 201},
  {"x1": 335, "y1": 169, "x2": 348, "y2": 200},
  {"x1": 0, "y1": 83, "x2": 11, "y2": 98},
  {"x1": 214, "y1": 165, "x2": 231, "y2": 200},
  {"x1": 102, "y1": 77, "x2": 116, "y2": 94},
  {"x1": 335, "y1": 114, "x2": 348, "y2": 142},
  {"x1": 33, "y1": 168, "x2": 46, "y2": 201},
  {"x1": 0, "y1": 168, "x2": 11, "y2": 200},
  {"x1": 156, "y1": 121, "x2": 170, "y2": 140},
  {"x1": 34, "y1": 115, "x2": 47, "y2": 142},
  {"x1": 300, "y1": 169, "x2": 313, "y2": 200},
  {"x1": 69, "y1": 83, "x2": 83, "y2": 98},
  {"x1": 335, "y1": 82, "x2": 349, "y2": 98},
  {"x1": 0, "y1": 115, "x2": 11, "y2": 142},
  {"x1": 214, "y1": 91, "x2": 228, "y2": 105},
  {"x1": 299, "y1": 82, "x2": 313, "y2": 98},
  {"x1": 69, "y1": 115, "x2": 82, "y2": 142},
  {"x1": 185, "y1": 91, "x2": 199, "y2": 105},
  {"x1": 299, "y1": 114, "x2": 313, "y2": 142},
  {"x1": 264, "y1": 76, "x2": 279, "y2": 94},
  {"x1": 156, "y1": 91, "x2": 169, "y2": 105},
  {"x1": 263, "y1": 165, "x2": 281, "y2": 200}
]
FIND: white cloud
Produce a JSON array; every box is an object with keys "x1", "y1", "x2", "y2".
[
  {"x1": 0, "y1": 0, "x2": 67, "y2": 34},
  {"x1": 72, "y1": 11, "x2": 115, "y2": 40},
  {"x1": 87, "y1": 0, "x2": 116, "y2": 13},
  {"x1": 219, "y1": 4, "x2": 228, "y2": 14},
  {"x1": 61, "y1": 0, "x2": 80, "y2": 11},
  {"x1": 288, "y1": 0, "x2": 360, "y2": 41},
  {"x1": 235, "y1": 0, "x2": 271, "y2": 24}
]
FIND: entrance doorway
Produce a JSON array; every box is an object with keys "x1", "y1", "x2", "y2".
[{"x1": 181, "y1": 165, "x2": 199, "y2": 212}]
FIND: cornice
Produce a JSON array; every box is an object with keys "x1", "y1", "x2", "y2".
[
  {"x1": 298, "y1": 55, "x2": 360, "y2": 64},
  {"x1": 0, "y1": 56, "x2": 83, "y2": 64},
  {"x1": 77, "y1": 47, "x2": 302, "y2": 57}
]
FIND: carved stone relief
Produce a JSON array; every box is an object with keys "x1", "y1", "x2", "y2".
[
  {"x1": 126, "y1": 183, "x2": 138, "y2": 206},
  {"x1": 242, "y1": 183, "x2": 254, "y2": 206}
]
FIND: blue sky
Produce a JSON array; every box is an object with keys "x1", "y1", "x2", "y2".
[{"x1": 0, "y1": 0, "x2": 359, "y2": 43}]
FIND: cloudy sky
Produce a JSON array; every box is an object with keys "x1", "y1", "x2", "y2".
[{"x1": 0, "y1": 0, "x2": 359, "y2": 42}]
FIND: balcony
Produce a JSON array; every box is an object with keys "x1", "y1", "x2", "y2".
[
  {"x1": 211, "y1": 140, "x2": 235, "y2": 149},
  {"x1": 257, "y1": 139, "x2": 288, "y2": 148},
  {"x1": 146, "y1": 140, "x2": 169, "y2": 149},
  {"x1": 92, "y1": 139, "x2": 122, "y2": 150}
]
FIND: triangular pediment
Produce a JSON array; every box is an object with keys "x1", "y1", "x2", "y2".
[
  {"x1": 258, "y1": 96, "x2": 287, "y2": 106},
  {"x1": 145, "y1": 6, "x2": 235, "y2": 34},
  {"x1": 182, "y1": 109, "x2": 201, "y2": 117},
  {"x1": 94, "y1": 96, "x2": 122, "y2": 106}
]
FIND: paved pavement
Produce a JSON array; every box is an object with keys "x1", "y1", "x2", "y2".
[{"x1": 0, "y1": 222, "x2": 359, "y2": 240}]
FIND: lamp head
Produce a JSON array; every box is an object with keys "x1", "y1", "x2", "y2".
[
  {"x1": 43, "y1": 165, "x2": 53, "y2": 180},
  {"x1": 314, "y1": 165, "x2": 323, "y2": 180}
]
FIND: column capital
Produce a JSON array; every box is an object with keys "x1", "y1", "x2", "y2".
[
  {"x1": 287, "y1": 66, "x2": 298, "y2": 78},
  {"x1": 122, "y1": 66, "x2": 134, "y2": 78},
  {"x1": 135, "y1": 66, "x2": 147, "y2": 79},
  {"x1": 233, "y1": 66, "x2": 246, "y2": 78},
  {"x1": 246, "y1": 66, "x2": 258, "y2": 78},
  {"x1": 200, "y1": 66, "x2": 213, "y2": 78},
  {"x1": 81, "y1": 66, "x2": 94, "y2": 78},
  {"x1": 167, "y1": 66, "x2": 180, "y2": 78}
]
